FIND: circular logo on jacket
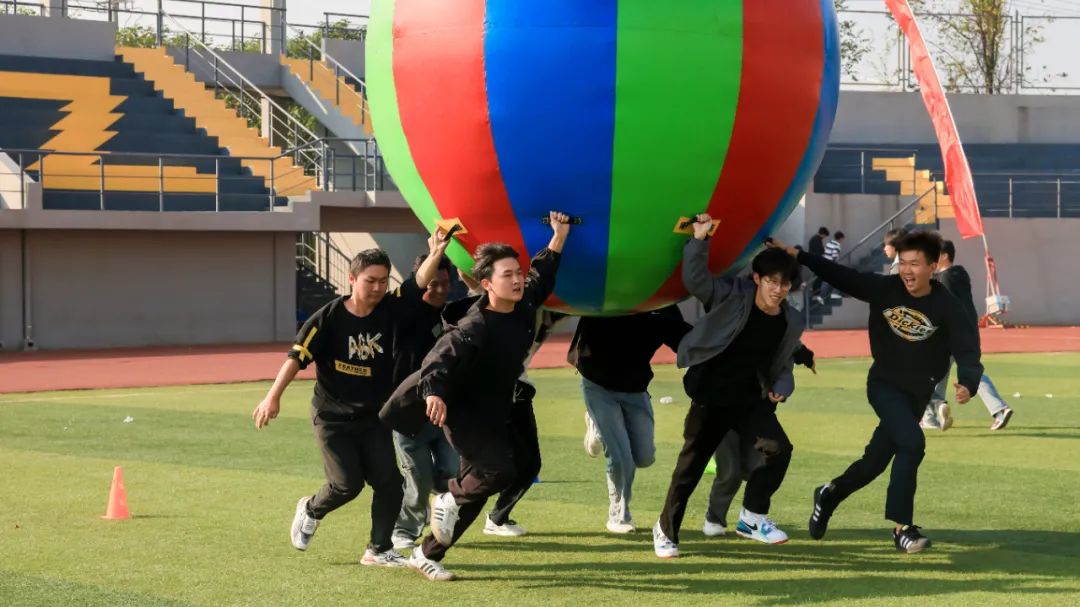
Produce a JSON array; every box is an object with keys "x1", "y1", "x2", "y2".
[{"x1": 882, "y1": 306, "x2": 938, "y2": 342}]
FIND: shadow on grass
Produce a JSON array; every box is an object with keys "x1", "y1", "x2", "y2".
[{"x1": 448, "y1": 528, "x2": 1080, "y2": 604}]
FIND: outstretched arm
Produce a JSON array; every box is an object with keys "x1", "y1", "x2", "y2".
[
  {"x1": 682, "y1": 214, "x2": 734, "y2": 308},
  {"x1": 766, "y1": 237, "x2": 887, "y2": 303},
  {"x1": 415, "y1": 228, "x2": 452, "y2": 289}
]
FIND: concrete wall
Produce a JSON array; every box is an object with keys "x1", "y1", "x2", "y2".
[
  {"x1": 940, "y1": 218, "x2": 1080, "y2": 326},
  {"x1": 0, "y1": 13, "x2": 117, "y2": 61},
  {"x1": 323, "y1": 38, "x2": 365, "y2": 81},
  {"x1": 0, "y1": 230, "x2": 24, "y2": 350},
  {"x1": 0, "y1": 230, "x2": 297, "y2": 350},
  {"x1": 833, "y1": 90, "x2": 1080, "y2": 145},
  {"x1": 802, "y1": 192, "x2": 907, "y2": 259}
]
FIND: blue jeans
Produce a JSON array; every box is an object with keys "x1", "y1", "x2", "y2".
[
  {"x1": 929, "y1": 358, "x2": 1009, "y2": 417},
  {"x1": 581, "y1": 377, "x2": 656, "y2": 524},
  {"x1": 392, "y1": 423, "x2": 459, "y2": 543}
]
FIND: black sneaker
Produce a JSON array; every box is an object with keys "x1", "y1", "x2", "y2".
[
  {"x1": 894, "y1": 525, "x2": 932, "y2": 553},
  {"x1": 809, "y1": 484, "x2": 836, "y2": 540}
]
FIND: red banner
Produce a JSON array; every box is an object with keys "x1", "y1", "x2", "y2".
[{"x1": 884, "y1": 0, "x2": 985, "y2": 238}]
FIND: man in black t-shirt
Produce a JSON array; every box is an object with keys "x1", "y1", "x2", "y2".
[
  {"x1": 770, "y1": 231, "x2": 982, "y2": 553},
  {"x1": 653, "y1": 214, "x2": 806, "y2": 559},
  {"x1": 251, "y1": 233, "x2": 449, "y2": 567}
]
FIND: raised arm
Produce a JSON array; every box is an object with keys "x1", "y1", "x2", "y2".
[
  {"x1": 682, "y1": 215, "x2": 735, "y2": 308},
  {"x1": 414, "y1": 228, "x2": 452, "y2": 289}
]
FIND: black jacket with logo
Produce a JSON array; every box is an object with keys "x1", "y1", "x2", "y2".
[{"x1": 797, "y1": 251, "x2": 982, "y2": 401}]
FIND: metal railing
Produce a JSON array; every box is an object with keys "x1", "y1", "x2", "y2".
[
  {"x1": 817, "y1": 146, "x2": 920, "y2": 194},
  {"x1": 63, "y1": 0, "x2": 283, "y2": 53},
  {"x1": 925, "y1": 169, "x2": 1080, "y2": 219},
  {"x1": 1, "y1": 0, "x2": 43, "y2": 15},
  {"x1": 838, "y1": 186, "x2": 939, "y2": 269},
  {"x1": 0, "y1": 147, "x2": 304, "y2": 211},
  {"x1": 296, "y1": 231, "x2": 352, "y2": 295},
  {"x1": 287, "y1": 23, "x2": 370, "y2": 128},
  {"x1": 838, "y1": 8, "x2": 1080, "y2": 94},
  {"x1": 165, "y1": 11, "x2": 325, "y2": 178},
  {"x1": 0, "y1": 139, "x2": 392, "y2": 210},
  {"x1": 291, "y1": 12, "x2": 368, "y2": 45}
]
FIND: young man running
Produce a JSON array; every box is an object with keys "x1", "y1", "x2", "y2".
[
  {"x1": 402, "y1": 211, "x2": 572, "y2": 581},
  {"x1": 769, "y1": 231, "x2": 982, "y2": 553},
  {"x1": 653, "y1": 213, "x2": 805, "y2": 558},
  {"x1": 571, "y1": 305, "x2": 691, "y2": 534},
  {"x1": 920, "y1": 240, "x2": 1013, "y2": 431},
  {"x1": 389, "y1": 253, "x2": 462, "y2": 550},
  {"x1": 252, "y1": 234, "x2": 449, "y2": 567}
]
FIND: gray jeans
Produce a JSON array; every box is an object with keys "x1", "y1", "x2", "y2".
[
  {"x1": 928, "y1": 359, "x2": 1009, "y2": 417},
  {"x1": 581, "y1": 377, "x2": 656, "y2": 524},
  {"x1": 706, "y1": 430, "x2": 766, "y2": 526},
  {"x1": 392, "y1": 422, "x2": 459, "y2": 543}
]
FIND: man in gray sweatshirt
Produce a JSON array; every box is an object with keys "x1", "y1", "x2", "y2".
[{"x1": 653, "y1": 213, "x2": 806, "y2": 558}]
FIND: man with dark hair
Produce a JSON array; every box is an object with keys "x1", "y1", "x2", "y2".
[
  {"x1": 769, "y1": 230, "x2": 982, "y2": 553},
  {"x1": 815, "y1": 231, "x2": 845, "y2": 304},
  {"x1": 809, "y1": 226, "x2": 830, "y2": 296},
  {"x1": 389, "y1": 251, "x2": 462, "y2": 550},
  {"x1": 251, "y1": 233, "x2": 450, "y2": 567},
  {"x1": 570, "y1": 305, "x2": 691, "y2": 534},
  {"x1": 388, "y1": 211, "x2": 572, "y2": 581},
  {"x1": 920, "y1": 240, "x2": 1013, "y2": 431},
  {"x1": 883, "y1": 228, "x2": 909, "y2": 275},
  {"x1": 653, "y1": 213, "x2": 805, "y2": 558}
]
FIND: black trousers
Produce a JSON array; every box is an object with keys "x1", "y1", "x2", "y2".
[
  {"x1": 307, "y1": 411, "x2": 404, "y2": 553},
  {"x1": 659, "y1": 398, "x2": 793, "y2": 544},
  {"x1": 420, "y1": 398, "x2": 541, "y2": 562},
  {"x1": 829, "y1": 379, "x2": 926, "y2": 526}
]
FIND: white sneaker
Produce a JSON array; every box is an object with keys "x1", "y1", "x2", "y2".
[
  {"x1": 391, "y1": 534, "x2": 417, "y2": 550},
  {"x1": 936, "y1": 402, "x2": 953, "y2": 431},
  {"x1": 584, "y1": 411, "x2": 603, "y2": 457},
  {"x1": 920, "y1": 406, "x2": 941, "y2": 430},
  {"x1": 483, "y1": 514, "x2": 527, "y2": 537},
  {"x1": 653, "y1": 521, "x2": 679, "y2": 558},
  {"x1": 360, "y1": 548, "x2": 408, "y2": 567},
  {"x1": 408, "y1": 548, "x2": 456, "y2": 581},
  {"x1": 735, "y1": 509, "x2": 789, "y2": 545},
  {"x1": 606, "y1": 519, "x2": 635, "y2": 534},
  {"x1": 429, "y1": 492, "x2": 460, "y2": 546},
  {"x1": 290, "y1": 496, "x2": 319, "y2": 551},
  {"x1": 703, "y1": 520, "x2": 727, "y2": 537}
]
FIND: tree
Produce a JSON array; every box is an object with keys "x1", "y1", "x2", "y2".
[
  {"x1": 836, "y1": 0, "x2": 875, "y2": 82},
  {"x1": 286, "y1": 19, "x2": 365, "y2": 60},
  {"x1": 907, "y1": 0, "x2": 1064, "y2": 94}
]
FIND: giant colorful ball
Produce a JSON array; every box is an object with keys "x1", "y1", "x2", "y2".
[{"x1": 367, "y1": 0, "x2": 839, "y2": 314}]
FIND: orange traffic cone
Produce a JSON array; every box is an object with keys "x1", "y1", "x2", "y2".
[{"x1": 101, "y1": 466, "x2": 130, "y2": 520}]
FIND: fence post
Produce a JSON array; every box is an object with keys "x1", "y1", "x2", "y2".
[
  {"x1": 269, "y1": 158, "x2": 276, "y2": 211},
  {"x1": 99, "y1": 155, "x2": 106, "y2": 210},
  {"x1": 214, "y1": 157, "x2": 220, "y2": 212},
  {"x1": 158, "y1": 156, "x2": 164, "y2": 211},
  {"x1": 156, "y1": 0, "x2": 163, "y2": 47},
  {"x1": 1008, "y1": 178, "x2": 1013, "y2": 218},
  {"x1": 1058, "y1": 178, "x2": 1062, "y2": 219}
]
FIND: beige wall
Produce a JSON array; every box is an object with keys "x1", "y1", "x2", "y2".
[
  {"x1": 0, "y1": 230, "x2": 296, "y2": 350},
  {"x1": 940, "y1": 219, "x2": 1080, "y2": 326}
]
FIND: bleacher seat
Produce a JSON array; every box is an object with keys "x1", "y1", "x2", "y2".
[{"x1": 0, "y1": 53, "x2": 290, "y2": 211}]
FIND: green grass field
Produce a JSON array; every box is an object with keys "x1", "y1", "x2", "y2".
[{"x1": 2, "y1": 353, "x2": 1079, "y2": 606}]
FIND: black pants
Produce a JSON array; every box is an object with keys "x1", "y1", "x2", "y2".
[
  {"x1": 420, "y1": 399, "x2": 541, "y2": 562},
  {"x1": 659, "y1": 398, "x2": 793, "y2": 544},
  {"x1": 307, "y1": 411, "x2": 404, "y2": 553},
  {"x1": 829, "y1": 379, "x2": 926, "y2": 525}
]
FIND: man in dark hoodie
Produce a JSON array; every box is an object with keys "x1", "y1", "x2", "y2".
[
  {"x1": 653, "y1": 213, "x2": 806, "y2": 559},
  {"x1": 397, "y1": 211, "x2": 572, "y2": 581},
  {"x1": 570, "y1": 306, "x2": 691, "y2": 534},
  {"x1": 769, "y1": 230, "x2": 982, "y2": 553},
  {"x1": 920, "y1": 240, "x2": 1013, "y2": 432}
]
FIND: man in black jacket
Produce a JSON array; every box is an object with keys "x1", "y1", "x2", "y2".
[
  {"x1": 920, "y1": 240, "x2": 1013, "y2": 431},
  {"x1": 570, "y1": 306, "x2": 691, "y2": 534},
  {"x1": 403, "y1": 211, "x2": 571, "y2": 581},
  {"x1": 769, "y1": 230, "x2": 983, "y2": 553}
]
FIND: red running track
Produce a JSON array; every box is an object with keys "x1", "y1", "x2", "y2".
[{"x1": 1, "y1": 327, "x2": 1078, "y2": 394}]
